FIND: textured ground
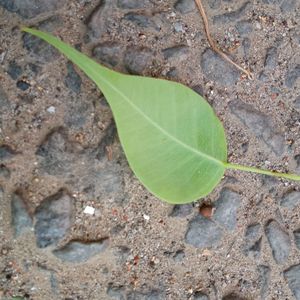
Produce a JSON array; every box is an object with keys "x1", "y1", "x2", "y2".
[{"x1": 0, "y1": 0, "x2": 300, "y2": 299}]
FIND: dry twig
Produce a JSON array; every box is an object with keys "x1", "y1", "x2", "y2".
[{"x1": 194, "y1": 0, "x2": 253, "y2": 79}]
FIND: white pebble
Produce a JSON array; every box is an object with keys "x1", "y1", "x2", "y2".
[
  {"x1": 84, "y1": 206, "x2": 95, "y2": 215},
  {"x1": 46, "y1": 106, "x2": 56, "y2": 114},
  {"x1": 143, "y1": 214, "x2": 150, "y2": 221}
]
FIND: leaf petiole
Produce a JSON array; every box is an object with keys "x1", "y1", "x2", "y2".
[{"x1": 224, "y1": 162, "x2": 300, "y2": 181}]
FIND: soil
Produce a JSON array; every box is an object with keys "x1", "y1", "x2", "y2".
[{"x1": 0, "y1": 0, "x2": 300, "y2": 299}]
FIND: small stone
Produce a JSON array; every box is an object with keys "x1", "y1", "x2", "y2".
[
  {"x1": 174, "y1": 22, "x2": 184, "y2": 33},
  {"x1": 201, "y1": 48, "x2": 240, "y2": 87},
  {"x1": 170, "y1": 204, "x2": 193, "y2": 217},
  {"x1": 194, "y1": 292, "x2": 209, "y2": 300},
  {"x1": 280, "y1": 190, "x2": 300, "y2": 209},
  {"x1": 265, "y1": 220, "x2": 291, "y2": 264},
  {"x1": 93, "y1": 42, "x2": 123, "y2": 68},
  {"x1": 212, "y1": 188, "x2": 240, "y2": 231},
  {"x1": 285, "y1": 65, "x2": 300, "y2": 88},
  {"x1": 0, "y1": 145, "x2": 16, "y2": 161},
  {"x1": 53, "y1": 239, "x2": 109, "y2": 263},
  {"x1": 34, "y1": 190, "x2": 74, "y2": 248},
  {"x1": 174, "y1": 0, "x2": 196, "y2": 14},
  {"x1": 143, "y1": 214, "x2": 150, "y2": 221},
  {"x1": 123, "y1": 47, "x2": 154, "y2": 75},
  {"x1": 83, "y1": 206, "x2": 95, "y2": 215},
  {"x1": 11, "y1": 193, "x2": 33, "y2": 237},
  {"x1": 284, "y1": 264, "x2": 300, "y2": 300},
  {"x1": 185, "y1": 215, "x2": 223, "y2": 248},
  {"x1": 213, "y1": 2, "x2": 251, "y2": 24},
  {"x1": 64, "y1": 62, "x2": 82, "y2": 94},
  {"x1": 294, "y1": 229, "x2": 300, "y2": 250},
  {"x1": 235, "y1": 20, "x2": 253, "y2": 36},
  {"x1": 117, "y1": 0, "x2": 150, "y2": 9},
  {"x1": 229, "y1": 100, "x2": 285, "y2": 155},
  {"x1": 123, "y1": 13, "x2": 158, "y2": 30},
  {"x1": 7, "y1": 60, "x2": 22, "y2": 80},
  {"x1": 0, "y1": 0, "x2": 62, "y2": 19},
  {"x1": 258, "y1": 265, "x2": 271, "y2": 299},
  {"x1": 46, "y1": 106, "x2": 56, "y2": 114},
  {"x1": 162, "y1": 45, "x2": 189, "y2": 62},
  {"x1": 16, "y1": 80, "x2": 30, "y2": 91}
]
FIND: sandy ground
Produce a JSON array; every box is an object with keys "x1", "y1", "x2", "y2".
[{"x1": 0, "y1": 0, "x2": 300, "y2": 299}]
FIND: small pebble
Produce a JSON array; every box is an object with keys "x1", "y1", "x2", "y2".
[
  {"x1": 143, "y1": 214, "x2": 150, "y2": 221},
  {"x1": 84, "y1": 206, "x2": 95, "y2": 215},
  {"x1": 46, "y1": 106, "x2": 56, "y2": 114}
]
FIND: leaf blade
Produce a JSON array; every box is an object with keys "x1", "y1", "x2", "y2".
[{"x1": 22, "y1": 27, "x2": 227, "y2": 204}]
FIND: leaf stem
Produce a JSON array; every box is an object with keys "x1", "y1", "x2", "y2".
[{"x1": 223, "y1": 162, "x2": 300, "y2": 181}]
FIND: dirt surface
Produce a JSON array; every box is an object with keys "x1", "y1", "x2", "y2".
[{"x1": 0, "y1": 0, "x2": 300, "y2": 299}]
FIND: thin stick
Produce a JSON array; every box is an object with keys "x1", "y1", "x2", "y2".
[{"x1": 194, "y1": 0, "x2": 253, "y2": 79}]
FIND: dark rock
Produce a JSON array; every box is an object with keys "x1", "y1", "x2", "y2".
[
  {"x1": 294, "y1": 229, "x2": 300, "y2": 250},
  {"x1": 113, "y1": 246, "x2": 130, "y2": 264},
  {"x1": 185, "y1": 215, "x2": 223, "y2": 248},
  {"x1": 64, "y1": 62, "x2": 82, "y2": 94},
  {"x1": 0, "y1": 0, "x2": 62, "y2": 18},
  {"x1": 34, "y1": 189, "x2": 74, "y2": 248},
  {"x1": 16, "y1": 80, "x2": 30, "y2": 91},
  {"x1": 0, "y1": 85, "x2": 10, "y2": 111},
  {"x1": 107, "y1": 284, "x2": 126, "y2": 300},
  {"x1": 285, "y1": 65, "x2": 300, "y2": 88},
  {"x1": 222, "y1": 294, "x2": 246, "y2": 300},
  {"x1": 265, "y1": 220, "x2": 291, "y2": 264},
  {"x1": 201, "y1": 48, "x2": 240, "y2": 87},
  {"x1": 280, "y1": 190, "x2": 300, "y2": 209},
  {"x1": 127, "y1": 289, "x2": 165, "y2": 300},
  {"x1": 213, "y1": 2, "x2": 251, "y2": 24},
  {"x1": 0, "y1": 145, "x2": 16, "y2": 161},
  {"x1": 264, "y1": 47, "x2": 277, "y2": 70},
  {"x1": 262, "y1": 0, "x2": 281, "y2": 4},
  {"x1": 245, "y1": 223, "x2": 261, "y2": 240},
  {"x1": 64, "y1": 97, "x2": 93, "y2": 129},
  {"x1": 92, "y1": 42, "x2": 123, "y2": 67},
  {"x1": 162, "y1": 45, "x2": 189, "y2": 61},
  {"x1": 7, "y1": 60, "x2": 22, "y2": 80},
  {"x1": 194, "y1": 291, "x2": 209, "y2": 300},
  {"x1": 173, "y1": 250, "x2": 185, "y2": 262},
  {"x1": 258, "y1": 265, "x2": 271, "y2": 299},
  {"x1": 174, "y1": 0, "x2": 196, "y2": 14},
  {"x1": 85, "y1": 0, "x2": 109, "y2": 42},
  {"x1": 207, "y1": 0, "x2": 221, "y2": 9},
  {"x1": 11, "y1": 192, "x2": 32, "y2": 237},
  {"x1": 123, "y1": 13, "x2": 158, "y2": 30},
  {"x1": 242, "y1": 38, "x2": 251, "y2": 59},
  {"x1": 243, "y1": 224, "x2": 262, "y2": 258},
  {"x1": 212, "y1": 188, "x2": 240, "y2": 231},
  {"x1": 36, "y1": 129, "x2": 72, "y2": 175},
  {"x1": 0, "y1": 164, "x2": 10, "y2": 178},
  {"x1": 23, "y1": 16, "x2": 62, "y2": 62},
  {"x1": 170, "y1": 204, "x2": 193, "y2": 217},
  {"x1": 284, "y1": 264, "x2": 300, "y2": 300},
  {"x1": 294, "y1": 96, "x2": 300, "y2": 110},
  {"x1": 281, "y1": 0, "x2": 297, "y2": 12},
  {"x1": 53, "y1": 239, "x2": 108, "y2": 262},
  {"x1": 236, "y1": 20, "x2": 253, "y2": 36},
  {"x1": 124, "y1": 47, "x2": 154, "y2": 75},
  {"x1": 229, "y1": 100, "x2": 285, "y2": 155},
  {"x1": 117, "y1": 0, "x2": 150, "y2": 9},
  {"x1": 244, "y1": 237, "x2": 262, "y2": 259},
  {"x1": 95, "y1": 121, "x2": 117, "y2": 160}
]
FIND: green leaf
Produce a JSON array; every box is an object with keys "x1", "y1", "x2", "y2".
[{"x1": 21, "y1": 27, "x2": 227, "y2": 204}]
